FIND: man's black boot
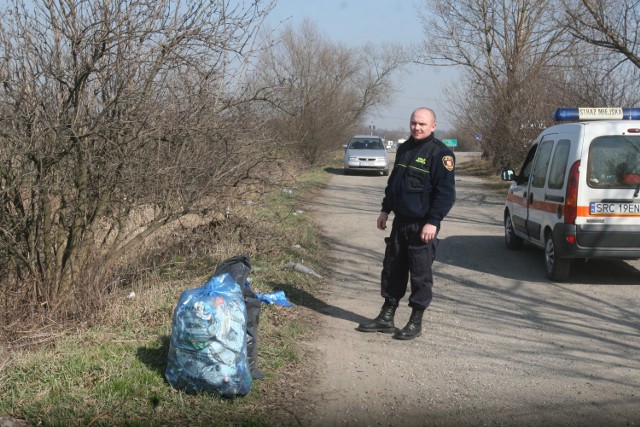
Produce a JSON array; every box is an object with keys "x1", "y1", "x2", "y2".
[
  {"x1": 356, "y1": 303, "x2": 397, "y2": 333},
  {"x1": 394, "y1": 308, "x2": 424, "y2": 340}
]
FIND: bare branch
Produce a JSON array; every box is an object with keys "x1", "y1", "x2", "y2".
[{"x1": 561, "y1": 0, "x2": 640, "y2": 69}]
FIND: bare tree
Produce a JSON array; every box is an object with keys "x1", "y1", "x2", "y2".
[
  {"x1": 558, "y1": 0, "x2": 640, "y2": 107},
  {"x1": 418, "y1": 0, "x2": 572, "y2": 167},
  {"x1": 561, "y1": 0, "x2": 640, "y2": 69},
  {"x1": 553, "y1": 42, "x2": 640, "y2": 107},
  {"x1": 0, "y1": 0, "x2": 281, "y2": 314},
  {"x1": 255, "y1": 20, "x2": 406, "y2": 165}
]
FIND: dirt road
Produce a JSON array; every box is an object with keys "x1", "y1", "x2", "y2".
[{"x1": 294, "y1": 153, "x2": 640, "y2": 426}]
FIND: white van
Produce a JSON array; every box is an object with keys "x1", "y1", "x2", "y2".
[{"x1": 501, "y1": 107, "x2": 640, "y2": 281}]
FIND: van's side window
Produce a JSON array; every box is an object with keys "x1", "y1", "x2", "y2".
[
  {"x1": 531, "y1": 140, "x2": 554, "y2": 188},
  {"x1": 516, "y1": 144, "x2": 538, "y2": 184},
  {"x1": 588, "y1": 136, "x2": 640, "y2": 188},
  {"x1": 547, "y1": 140, "x2": 571, "y2": 189}
]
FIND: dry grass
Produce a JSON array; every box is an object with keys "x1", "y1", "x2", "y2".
[
  {"x1": 456, "y1": 155, "x2": 500, "y2": 177},
  {"x1": 456, "y1": 155, "x2": 512, "y2": 194}
]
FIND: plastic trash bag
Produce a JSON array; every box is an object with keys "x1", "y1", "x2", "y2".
[
  {"x1": 165, "y1": 273, "x2": 252, "y2": 397},
  {"x1": 253, "y1": 288, "x2": 293, "y2": 307},
  {"x1": 213, "y1": 254, "x2": 264, "y2": 379}
]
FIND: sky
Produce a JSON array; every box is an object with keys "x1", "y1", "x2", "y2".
[{"x1": 263, "y1": 0, "x2": 459, "y2": 132}]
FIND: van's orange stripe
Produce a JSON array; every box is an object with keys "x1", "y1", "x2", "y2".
[
  {"x1": 506, "y1": 193, "x2": 526, "y2": 207},
  {"x1": 529, "y1": 200, "x2": 560, "y2": 213},
  {"x1": 577, "y1": 206, "x2": 590, "y2": 217},
  {"x1": 507, "y1": 194, "x2": 560, "y2": 213}
]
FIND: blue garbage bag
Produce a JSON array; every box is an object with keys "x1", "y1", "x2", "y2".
[
  {"x1": 253, "y1": 288, "x2": 293, "y2": 307},
  {"x1": 165, "y1": 273, "x2": 252, "y2": 397},
  {"x1": 214, "y1": 255, "x2": 264, "y2": 379}
]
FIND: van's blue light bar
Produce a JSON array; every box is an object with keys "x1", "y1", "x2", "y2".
[{"x1": 554, "y1": 107, "x2": 640, "y2": 121}]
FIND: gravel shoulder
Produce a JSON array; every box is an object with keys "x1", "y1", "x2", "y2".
[{"x1": 290, "y1": 153, "x2": 640, "y2": 426}]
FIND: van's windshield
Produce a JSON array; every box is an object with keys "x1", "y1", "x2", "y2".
[{"x1": 587, "y1": 136, "x2": 640, "y2": 189}]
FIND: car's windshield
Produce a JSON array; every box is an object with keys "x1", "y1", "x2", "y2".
[{"x1": 349, "y1": 139, "x2": 384, "y2": 150}]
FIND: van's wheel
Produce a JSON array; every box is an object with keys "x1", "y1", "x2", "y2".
[
  {"x1": 504, "y1": 214, "x2": 524, "y2": 250},
  {"x1": 544, "y1": 233, "x2": 571, "y2": 281}
]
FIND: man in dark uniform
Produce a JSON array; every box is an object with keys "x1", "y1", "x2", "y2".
[{"x1": 357, "y1": 107, "x2": 456, "y2": 340}]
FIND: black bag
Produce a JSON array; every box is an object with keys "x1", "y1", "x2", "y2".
[{"x1": 214, "y1": 254, "x2": 264, "y2": 379}]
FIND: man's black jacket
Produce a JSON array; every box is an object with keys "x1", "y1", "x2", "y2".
[{"x1": 381, "y1": 134, "x2": 456, "y2": 228}]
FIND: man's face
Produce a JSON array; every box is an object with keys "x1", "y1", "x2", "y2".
[{"x1": 410, "y1": 110, "x2": 436, "y2": 140}]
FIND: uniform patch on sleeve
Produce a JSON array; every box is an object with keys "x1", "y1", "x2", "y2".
[{"x1": 442, "y1": 155, "x2": 455, "y2": 171}]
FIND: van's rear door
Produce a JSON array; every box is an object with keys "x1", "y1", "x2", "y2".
[{"x1": 577, "y1": 129, "x2": 640, "y2": 253}]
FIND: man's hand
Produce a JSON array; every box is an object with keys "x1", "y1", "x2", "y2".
[
  {"x1": 421, "y1": 223, "x2": 437, "y2": 242},
  {"x1": 377, "y1": 211, "x2": 388, "y2": 230}
]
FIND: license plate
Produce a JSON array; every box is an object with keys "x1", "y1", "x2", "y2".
[
  {"x1": 360, "y1": 161, "x2": 375, "y2": 167},
  {"x1": 590, "y1": 202, "x2": 640, "y2": 215}
]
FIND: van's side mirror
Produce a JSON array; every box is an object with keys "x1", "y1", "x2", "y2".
[{"x1": 501, "y1": 168, "x2": 515, "y2": 181}]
